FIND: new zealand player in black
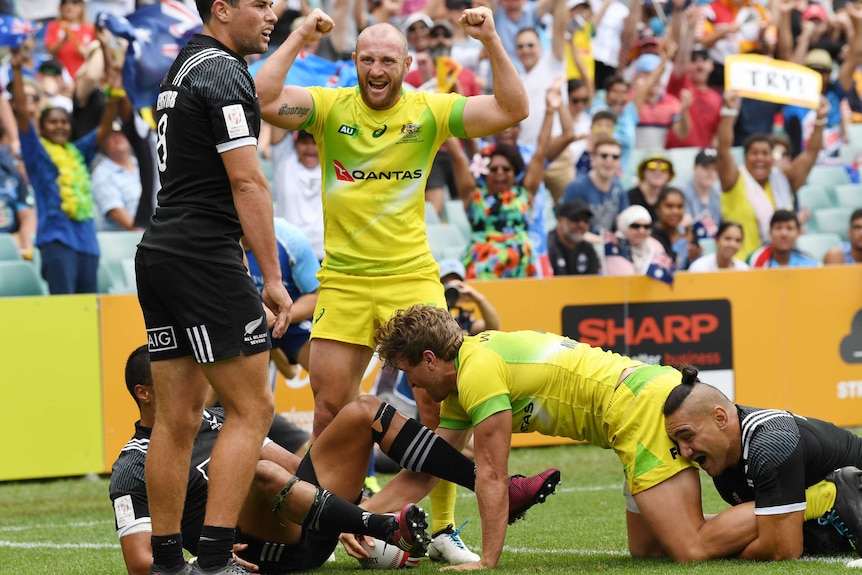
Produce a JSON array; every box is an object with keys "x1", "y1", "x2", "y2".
[
  {"x1": 664, "y1": 367, "x2": 862, "y2": 560},
  {"x1": 111, "y1": 347, "x2": 555, "y2": 575},
  {"x1": 133, "y1": 1, "x2": 293, "y2": 574}
]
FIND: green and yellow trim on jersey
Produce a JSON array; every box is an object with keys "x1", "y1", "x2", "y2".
[{"x1": 301, "y1": 87, "x2": 467, "y2": 277}]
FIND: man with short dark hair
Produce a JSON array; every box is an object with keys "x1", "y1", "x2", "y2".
[
  {"x1": 547, "y1": 199, "x2": 599, "y2": 275},
  {"x1": 133, "y1": 1, "x2": 293, "y2": 573},
  {"x1": 747, "y1": 209, "x2": 818, "y2": 268},
  {"x1": 562, "y1": 136, "x2": 628, "y2": 234}
]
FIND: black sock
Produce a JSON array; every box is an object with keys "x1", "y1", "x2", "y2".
[
  {"x1": 303, "y1": 486, "x2": 392, "y2": 537},
  {"x1": 196, "y1": 525, "x2": 235, "y2": 571},
  {"x1": 151, "y1": 533, "x2": 185, "y2": 571},
  {"x1": 386, "y1": 417, "x2": 476, "y2": 490}
]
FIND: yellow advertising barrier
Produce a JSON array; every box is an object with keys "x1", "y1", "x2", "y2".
[{"x1": 0, "y1": 295, "x2": 103, "y2": 481}]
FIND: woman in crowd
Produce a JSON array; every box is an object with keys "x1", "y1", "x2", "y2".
[
  {"x1": 604, "y1": 204, "x2": 668, "y2": 276},
  {"x1": 652, "y1": 186, "x2": 700, "y2": 270},
  {"x1": 10, "y1": 42, "x2": 121, "y2": 294},
  {"x1": 447, "y1": 82, "x2": 559, "y2": 279},
  {"x1": 687, "y1": 221, "x2": 749, "y2": 272},
  {"x1": 44, "y1": 0, "x2": 95, "y2": 79}
]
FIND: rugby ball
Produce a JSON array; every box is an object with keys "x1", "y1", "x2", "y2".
[{"x1": 357, "y1": 538, "x2": 422, "y2": 569}]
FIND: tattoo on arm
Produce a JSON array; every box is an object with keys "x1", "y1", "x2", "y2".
[{"x1": 278, "y1": 104, "x2": 310, "y2": 116}]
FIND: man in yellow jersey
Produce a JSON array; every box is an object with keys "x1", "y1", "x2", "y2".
[
  {"x1": 254, "y1": 6, "x2": 529, "y2": 565},
  {"x1": 369, "y1": 304, "x2": 768, "y2": 568}
]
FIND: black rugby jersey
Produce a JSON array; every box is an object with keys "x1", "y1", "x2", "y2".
[
  {"x1": 139, "y1": 34, "x2": 261, "y2": 264},
  {"x1": 713, "y1": 405, "x2": 862, "y2": 514},
  {"x1": 109, "y1": 409, "x2": 224, "y2": 554}
]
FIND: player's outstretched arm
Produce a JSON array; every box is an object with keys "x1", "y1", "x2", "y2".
[
  {"x1": 256, "y1": 8, "x2": 333, "y2": 130},
  {"x1": 737, "y1": 511, "x2": 804, "y2": 560},
  {"x1": 459, "y1": 7, "x2": 529, "y2": 139}
]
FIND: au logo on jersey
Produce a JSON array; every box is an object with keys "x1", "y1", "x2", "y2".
[
  {"x1": 372, "y1": 126, "x2": 387, "y2": 138},
  {"x1": 400, "y1": 123, "x2": 421, "y2": 142},
  {"x1": 338, "y1": 124, "x2": 359, "y2": 137}
]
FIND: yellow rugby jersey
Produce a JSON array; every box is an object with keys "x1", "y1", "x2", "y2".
[
  {"x1": 301, "y1": 87, "x2": 467, "y2": 276},
  {"x1": 440, "y1": 330, "x2": 644, "y2": 448}
]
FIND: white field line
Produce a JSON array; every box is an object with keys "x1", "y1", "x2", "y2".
[
  {"x1": 0, "y1": 520, "x2": 109, "y2": 533},
  {"x1": 0, "y1": 541, "x2": 119, "y2": 549}
]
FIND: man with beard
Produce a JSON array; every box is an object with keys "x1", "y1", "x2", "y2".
[
  {"x1": 547, "y1": 199, "x2": 599, "y2": 276},
  {"x1": 253, "y1": 5, "x2": 528, "y2": 565}
]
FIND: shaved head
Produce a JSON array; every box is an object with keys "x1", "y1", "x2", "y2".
[{"x1": 356, "y1": 23, "x2": 408, "y2": 60}]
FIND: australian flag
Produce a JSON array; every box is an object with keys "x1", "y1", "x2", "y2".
[
  {"x1": 692, "y1": 211, "x2": 718, "y2": 239},
  {"x1": 646, "y1": 249, "x2": 676, "y2": 285},
  {"x1": 0, "y1": 15, "x2": 37, "y2": 49},
  {"x1": 602, "y1": 230, "x2": 621, "y2": 257},
  {"x1": 96, "y1": 1, "x2": 202, "y2": 109}
]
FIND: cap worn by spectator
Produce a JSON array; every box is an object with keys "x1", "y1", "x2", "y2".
[
  {"x1": 438, "y1": 259, "x2": 466, "y2": 281},
  {"x1": 802, "y1": 3, "x2": 828, "y2": 22},
  {"x1": 402, "y1": 13, "x2": 434, "y2": 34},
  {"x1": 634, "y1": 52, "x2": 662, "y2": 75},
  {"x1": 695, "y1": 148, "x2": 718, "y2": 166},
  {"x1": 637, "y1": 153, "x2": 675, "y2": 180},
  {"x1": 431, "y1": 19, "x2": 453, "y2": 37},
  {"x1": 39, "y1": 58, "x2": 64, "y2": 77},
  {"x1": 804, "y1": 48, "x2": 833, "y2": 73},
  {"x1": 445, "y1": 0, "x2": 468, "y2": 9},
  {"x1": 691, "y1": 44, "x2": 709, "y2": 60},
  {"x1": 557, "y1": 199, "x2": 594, "y2": 221},
  {"x1": 567, "y1": 0, "x2": 590, "y2": 9}
]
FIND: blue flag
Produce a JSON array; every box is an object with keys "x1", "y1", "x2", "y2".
[
  {"x1": 96, "y1": 1, "x2": 201, "y2": 109},
  {"x1": 645, "y1": 249, "x2": 676, "y2": 285},
  {"x1": 0, "y1": 15, "x2": 37, "y2": 49},
  {"x1": 248, "y1": 51, "x2": 357, "y2": 89}
]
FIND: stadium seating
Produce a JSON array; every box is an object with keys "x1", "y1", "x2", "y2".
[
  {"x1": 0, "y1": 260, "x2": 45, "y2": 297},
  {"x1": 796, "y1": 232, "x2": 842, "y2": 262},
  {"x1": 699, "y1": 237, "x2": 716, "y2": 257},
  {"x1": 847, "y1": 123, "x2": 862, "y2": 147},
  {"x1": 0, "y1": 235, "x2": 21, "y2": 261},
  {"x1": 806, "y1": 165, "x2": 850, "y2": 189},
  {"x1": 426, "y1": 223, "x2": 467, "y2": 262},
  {"x1": 97, "y1": 231, "x2": 143, "y2": 263},
  {"x1": 812, "y1": 207, "x2": 854, "y2": 241},
  {"x1": 442, "y1": 200, "x2": 471, "y2": 243},
  {"x1": 425, "y1": 201, "x2": 441, "y2": 225},
  {"x1": 796, "y1": 184, "x2": 835, "y2": 212},
  {"x1": 832, "y1": 184, "x2": 862, "y2": 209}
]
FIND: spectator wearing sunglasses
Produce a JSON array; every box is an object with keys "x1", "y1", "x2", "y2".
[
  {"x1": 628, "y1": 152, "x2": 674, "y2": 222},
  {"x1": 604, "y1": 204, "x2": 668, "y2": 276},
  {"x1": 562, "y1": 135, "x2": 629, "y2": 234},
  {"x1": 547, "y1": 198, "x2": 599, "y2": 275}
]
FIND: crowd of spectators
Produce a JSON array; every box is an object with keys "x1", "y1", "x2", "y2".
[{"x1": 5, "y1": 0, "x2": 862, "y2": 296}]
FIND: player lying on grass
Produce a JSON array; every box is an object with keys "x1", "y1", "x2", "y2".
[
  {"x1": 368, "y1": 304, "x2": 776, "y2": 568},
  {"x1": 111, "y1": 345, "x2": 557, "y2": 574},
  {"x1": 664, "y1": 370, "x2": 862, "y2": 560}
]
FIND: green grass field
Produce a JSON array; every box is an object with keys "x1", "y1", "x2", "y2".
[{"x1": 0, "y1": 443, "x2": 856, "y2": 574}]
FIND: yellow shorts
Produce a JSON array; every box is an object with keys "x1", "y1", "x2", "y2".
[
  {"x1": 311, "y1": 266, "x2": 446, "y2": 348},
  {"x1": 606, "y1": 365, "x2": 694, "y2": 496}
]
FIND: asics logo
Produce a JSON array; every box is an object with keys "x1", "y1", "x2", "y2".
[
  {"x1": 245, "y1": 316, "x2": 265, "y2": 335},
  {"x1": 334, "y1": 160, "x2": 355, "y2": 182},
  {"x1": 372, "y1": 126, "x2": 387, "y2": 138}
]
